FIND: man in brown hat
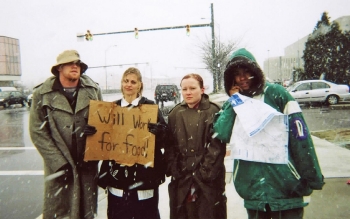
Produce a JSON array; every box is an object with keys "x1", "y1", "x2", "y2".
[{"x1": 29, "y1": 50, "x2": 103, "y2": 219}]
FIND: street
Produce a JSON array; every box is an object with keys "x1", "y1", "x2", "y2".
[
  {"x1": 0, "y1": 91, "x2": 349, "y2": 219},
  {"x1": 0, "y1": 107, "x2": 44, "y2": 219},
  {"x1": 301, "y1": 103, "x2": 350, "y2": 131}
]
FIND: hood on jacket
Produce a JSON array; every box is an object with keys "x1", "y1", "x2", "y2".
[{"x1": 224, "y1": 48, "x2": 265, "y2": 97}]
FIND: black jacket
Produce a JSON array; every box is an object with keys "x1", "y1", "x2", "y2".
[{"x1": 98, "y1": 97, "x2": 167, "y2": 190}]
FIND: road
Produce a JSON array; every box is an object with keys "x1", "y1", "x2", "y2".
[
  {"x1": 301, "y1": 104, "x2": 350, "y2": 131},
  {"x1": 0, "y1": 91, "x2": 349, "y2": 219},
  {"x1": 0, "y1": 107, "x2": 44, "y2": 219}
]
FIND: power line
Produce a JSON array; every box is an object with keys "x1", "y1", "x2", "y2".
[{"x1": 89, "y1": 62, "x2": 149, "y2": 69}]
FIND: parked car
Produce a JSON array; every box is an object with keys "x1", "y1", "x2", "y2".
[
  {"x1": 27, "y1": 93, "x2": 33, "y2": 107},
  {"x1": 287, "y1": 79, "x2": 350, "y2": 105},
  {"x1": 0, "y1": 91, "x2": 28, "y2": 108},
  {"x1": 154, "y1": 84, "x2": 181, "y2": 106},
  {"x1": 0, "y1": 87, "x2": 17, "y2": 92}
]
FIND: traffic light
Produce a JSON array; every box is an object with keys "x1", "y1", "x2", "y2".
[
  {"x1": 85, "y1": 30, "x2": 93, "y2": 41},
  {"x1": 134, "y1": 28, "x2": 139, "y2": 39},
  {"x1": 186, "y1": 25, "x2": 190, "y2": 36}
]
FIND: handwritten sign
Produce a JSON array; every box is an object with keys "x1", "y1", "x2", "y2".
[{"x1": 84, "y1": 100, "x2": 158, "y2": 167}]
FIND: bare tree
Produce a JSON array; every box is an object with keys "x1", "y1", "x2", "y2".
[{"x1": 197, "y1": 35, "x2": 238, "y2": 93}]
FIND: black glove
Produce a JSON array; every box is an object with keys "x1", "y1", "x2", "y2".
[
  {"x1": 57, "y1": 164, "x2": 73, "y2": 182},
  {"x1": 148, "y1": 123, "x2": 167, "y2": 136},
  {"x1": 170, "y1": 159, "x2": 186, "y2": 180},
  {"x1": 84, "y1": 124, "x2": 97, "y2": 136}
]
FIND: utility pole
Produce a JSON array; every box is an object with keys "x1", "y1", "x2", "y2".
[
  {"x1": 104, "y1": 45, "x2": 117, "y2": 92},
  {"x1": 268, "y1": 50, "x2": 270, "y2": 79},
  {"x1": 210, "y1": 3, "x2": 217, "y2": 93}
]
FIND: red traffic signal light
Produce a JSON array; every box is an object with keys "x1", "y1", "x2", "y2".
[
  {"x1": 134, "y1": 28, "x2": 139, "y2": 39},
  {"x1": 85, "y1": 30, "x2": 93, "y2": 41},
  {"x1": 186, "y1": 25, "x2": 190, "y2": 36}
]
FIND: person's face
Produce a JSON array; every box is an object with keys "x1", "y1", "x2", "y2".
[
  {"x1": 122, "y1": 73, "x2": 141, "y2": 98},
  {"x1": 181, "y1": 77, "x2": 204, "y2": 107},
  {"x1": 233, "y1": 68, "x2": 253, "y2": 91},
  {"x1": 58, "y1": 61, "x2": 81, "y2": 82}
]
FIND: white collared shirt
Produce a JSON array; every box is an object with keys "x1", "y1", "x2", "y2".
[
  {"x1": 108, "y1": 187, "x2": 154, "y2": 200},
  {"x1": 121, "y1": 96, "x2": 141, "y2": 107}
]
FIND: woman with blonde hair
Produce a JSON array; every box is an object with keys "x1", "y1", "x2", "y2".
[{"x1": 93, "y1": 67, "x2": 167, "y2": 219}]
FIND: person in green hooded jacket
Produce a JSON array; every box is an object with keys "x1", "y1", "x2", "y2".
[{"x1": 213, "y1": 48, "x2": 324, "y2": 219}]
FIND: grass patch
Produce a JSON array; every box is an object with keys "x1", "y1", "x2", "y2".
[{"x1": 311, "y1": 128, "x2": 350, "y2": 150}]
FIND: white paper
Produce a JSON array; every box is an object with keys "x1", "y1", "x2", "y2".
[
  {"x1": 228, "y1": 93, "x2": 289, "y2": 164},
  {"x1": 229, "y1": 93, "x2": 282, "y2": 137}
]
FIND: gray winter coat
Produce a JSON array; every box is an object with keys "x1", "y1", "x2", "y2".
[{"x1": 29, "y1": 75, "x2": 102, "y2": 219}]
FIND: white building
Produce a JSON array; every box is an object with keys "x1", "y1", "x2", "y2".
[{"x1": 0, "y1": 36, "x2": 22, "y2": 87}]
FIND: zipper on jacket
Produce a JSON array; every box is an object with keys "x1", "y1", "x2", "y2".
[
  {"x1": 233, "y1": 160, "x2": 240, "y2": 182},
  {"x1": 233, "y1": 160, "x2": 300, "y2": 181},
  {"x1": 287, "y1": 161, "x2": 301, "y2": 180}
]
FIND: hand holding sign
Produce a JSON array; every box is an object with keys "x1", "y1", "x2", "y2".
[
  {"x1": 83, "y1": 124, "x2": 97, "y2": 136},
  {"x1": 148, "y1": 123, "x2": 167, "y2": 136}
]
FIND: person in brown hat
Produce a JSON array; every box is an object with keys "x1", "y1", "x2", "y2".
[{"x1": 29, "y1": 50, "x2": 103, "y2": 219}]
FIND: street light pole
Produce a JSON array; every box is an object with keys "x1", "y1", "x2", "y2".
[
  {"x1": 267, "y1": 49, "x2": 270, "y2": 79},
  {"x1": 105, "y1": 45, "x2": 117, "y2": 91},
  {"x1": 210, "y1": 3, "x2": 216, "y2": 93},
  {"x1": 149, "y1": 63, "x2": 153, "y2": 90}
]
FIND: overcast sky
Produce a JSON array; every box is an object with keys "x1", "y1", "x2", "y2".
[{"x1": 1, "y1": 0, "x2": 349, "y2": 89}]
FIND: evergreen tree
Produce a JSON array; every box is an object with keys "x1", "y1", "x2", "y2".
[
  {"x1": 342, "y1": 31, "x2": 350, "y2": 83},
  {"x1": 292, "y1": 67, "x2": 307, "y2": 81},
  {"x1": 303, "y1": 12, "x2": 350, "y2": 83}
]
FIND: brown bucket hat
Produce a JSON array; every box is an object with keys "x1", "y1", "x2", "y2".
[{"x1": 51, "y1": 50, "x2": 88, "y2": 76}]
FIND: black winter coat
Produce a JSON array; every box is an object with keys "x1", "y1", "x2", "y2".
[
  {"x1": 98, "y1": 97, "x2": 167, "y2": 190},
  {"x1": 165, "y1": 94, "x2": 227, "y2": 219}
]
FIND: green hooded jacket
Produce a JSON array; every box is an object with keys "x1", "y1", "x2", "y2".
[{"x1": 213, "y1": 48, "x2": 324, "y2": 211}]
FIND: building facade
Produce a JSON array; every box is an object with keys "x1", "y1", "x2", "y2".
[
  {"x1": 263, "y1": 16, "x2": 350, "y2": 83},
  {"x1": 0, "y1": 36, "x2": 22, "y2": 87}
]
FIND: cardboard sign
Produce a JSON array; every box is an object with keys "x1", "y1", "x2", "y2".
[{"x1": 84, "y1": 100, "x2": 158, "y2": 167}]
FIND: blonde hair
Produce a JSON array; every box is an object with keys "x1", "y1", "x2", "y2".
[{"x1": 120, "y1": 67, "x2": 143, "y2": 96}]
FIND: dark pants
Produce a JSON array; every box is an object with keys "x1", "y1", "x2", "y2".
[
  {"x1": 247, "y1": 204, "x2": 303, "y2": 219},
  {"x1": 175, "y1": 189, "x2": 227, "y2": 219},
  {"x1": 107, "y1": 188, "x2": 160, "y2": 219}
]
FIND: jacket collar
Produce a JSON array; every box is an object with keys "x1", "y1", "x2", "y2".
[
  {"x1": 38, "y1": 75, "x2": 99, "y2": 114},
  {"x1": 121, "y1": 96, "x2": 141, "y2": 107},
  {"x1": 39, "y1": 75, "x2": 99, "y2": 95}
]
